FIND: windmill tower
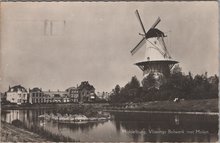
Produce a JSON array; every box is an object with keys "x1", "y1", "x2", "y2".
[{"x1": 131, "y1": 10, "x2": 178, "y2": 84}]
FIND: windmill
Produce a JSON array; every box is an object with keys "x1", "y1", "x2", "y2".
[{"x1": 131, "y1": 10, "x2": 178, "y2": 80}]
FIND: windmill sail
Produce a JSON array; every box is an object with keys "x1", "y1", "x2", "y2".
[
  {"x1": 150, "y1": 17, "x2": 161, "y2": 29},
  {"x1": 135, "y1": 10, "x2": 147, "y2": 34},
  {"x1": 131, "y1": 37, "x2": 146, "y2": 55}
]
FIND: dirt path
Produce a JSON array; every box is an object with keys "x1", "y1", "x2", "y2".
[{"x1": 1, "y1": 121, "x2": 48, "y2": 142}]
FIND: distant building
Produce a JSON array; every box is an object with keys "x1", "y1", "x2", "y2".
[
  {"x1": 0, "y1": 92, "x2": 6, "y2": 103},
  {"x1": 78, "y1": 81, "x2": 96, "y2": 102},
  {"x1": 43, "y1": 90, "x2": 69, "y2": 103},
  {"x1": 29, "y1": 87, "x2": 44, "y2": 104},
  {"x1": 42, "y1": 90, "x2": 53, "y2": 103},
  {"x1": 66, "y1": 87, "x2": 79, "y2": 103},
  {"x1": 96, "y1": 91, "x2": 110, "y2": 101},
  {"x1": 6, "y1": 85, "x2": 28, "y2": 104},
  {"x1": 62, "y1": 93, "x2": 70, "y2": 103}
]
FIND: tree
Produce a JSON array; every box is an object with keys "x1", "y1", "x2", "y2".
[
  {"x1": 171, "y1": 64, "x2": 182, "y2": 75},
  {"x1": 142, "y1": 73, "x2": 157, "y2": 91},
  {"x1": 129, "y1": 76, "x2": 140, "y2": 89},
  {"x1": 114, "y1": 85, "x2": 121, "y2": 96},
  {"x1": 208, "y1": 75, "x2": 219, "y2": 98},
  {"x1": 119, "y1": 76, "x2": 141, "y2": 102},
  {"x1": 109, "y1": 85, "x2": 121, "y2": 103},
  {"x1": 192, "y1": 73, "x2": 212, "y2": 99}
]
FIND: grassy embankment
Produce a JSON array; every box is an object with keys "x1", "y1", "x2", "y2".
[
  {"x1": 1, "y1": 121, "x2": 77, "y2": 142},
  {"x1": 105, "y1": 99, "x2": 219, "y2": 113},
  {"x1": 1, "y1": 121, "x2": 47, "y2": 142},
  {"x1": 1, "y1": 103, "x2": 58, "y2": 110},
  {"x1": 2, "y1": 98, "x2": 218, "y2": 113}
]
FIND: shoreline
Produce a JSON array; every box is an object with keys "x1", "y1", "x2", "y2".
[
  {"x1": 104, "y1": 109, "x2": 218, "y2": 115},
  {"x1": 1, "y1": 121, "x2": 77, "y2": 142},
  {"x1": 1, "y1": 121, "x2": 47, "y2": 142},
  {"x1": 1, "y1": 98, "x2": 218, "y2": 115},
  {"x1": 2, "y1": 107, "x2": 217, "y2": 116}
]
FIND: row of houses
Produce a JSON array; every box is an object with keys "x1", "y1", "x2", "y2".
[{"x1": 2, "y1": 81, "x2": 99, "y2": 104}]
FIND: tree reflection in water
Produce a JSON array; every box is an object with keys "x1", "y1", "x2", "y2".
[
  {"x1": 112, "y1": 112, "x2": 218, "y2": 142},
  {"x1": 57, "y1": 121, "x2": 104, "y2": 132}
]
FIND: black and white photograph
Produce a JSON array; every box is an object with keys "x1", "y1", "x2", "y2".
[{"x1": 0, "y1": 1, "x2": 219, "y2": 142}]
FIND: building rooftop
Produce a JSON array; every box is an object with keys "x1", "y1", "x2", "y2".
[
  {"x1": 78, "y1": 81, "x2": 95, "y2": 91},
  {"x1": 8, "y1": 85, "x2": 27, "y2": 92},
  {"x1": 65, "y1": 87, "x2": 77, "y2": 92},
  {"x1": 30, "y1": 87, "x2": 42, "y2": 92}
]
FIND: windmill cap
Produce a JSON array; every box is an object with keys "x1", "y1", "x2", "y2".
[{"x1": 146, "y1": 28, "x2": 165, "y2": 39}]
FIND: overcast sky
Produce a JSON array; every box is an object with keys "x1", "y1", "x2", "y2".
[{"x1": 1, "y1": 2, "x2": 218, "y2": 92}]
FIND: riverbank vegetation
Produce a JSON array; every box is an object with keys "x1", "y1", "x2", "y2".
[
  {"x1": 1, "y1": 98, "x2": 218, "y2": 113},
  {"x1": 10, "y1": 119, "x2": 77, "y2": 142},
  {"x1": 109, "y1": 65, "x2": 218, "y2": 103},
  {"x1": 50, "y1": 104, "x2": 108, "y2": 118},
  {"x1": 104, "y1": 98, "x2": 218, "y2": 113},
  {"x1": 1, "y1": 121, "x2": 47, "y2": 142}
]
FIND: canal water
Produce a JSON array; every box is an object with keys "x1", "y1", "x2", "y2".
[{"x1": 1, "y1": 109, "x2": 218, "y2": 142}]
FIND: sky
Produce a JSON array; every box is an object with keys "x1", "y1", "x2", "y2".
[{"x1": 0, "y1": 2, "x2": 219, "y2": 92}]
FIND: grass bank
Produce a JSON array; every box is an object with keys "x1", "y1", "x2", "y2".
[
  {"x1": 105, "y1": 99, "x2": 219, "y2": 113},
  {"x1": 1, "y1": 98, "x2": 218, "y2": 113},
  {"x1": 1, "y1": 103, "x2": 59, "y2": 110},
  {"x1": 1, "y1": 120, "x2": 78, "y2": 142},
  {"x1": 1, "y1": 121, "x2": 47, "y2": 142}
]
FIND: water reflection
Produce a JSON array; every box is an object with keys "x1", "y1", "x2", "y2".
[
  {"x1": 174, "y1": 115, "x2": 179, "y2": 125},
  {"x1": 58, "y1": 121, "x2": 102, "y2": 132},
  {"x1": 112, "y1": 112, "x2": 218, "y2": 142},
  {"x1": 1, "y1": 109, "x2": 218, "y2": 142}
]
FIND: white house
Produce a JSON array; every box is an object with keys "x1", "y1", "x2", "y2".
[{"x1": 6, "y1": 85, "x2": 28, "y2": 104}]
